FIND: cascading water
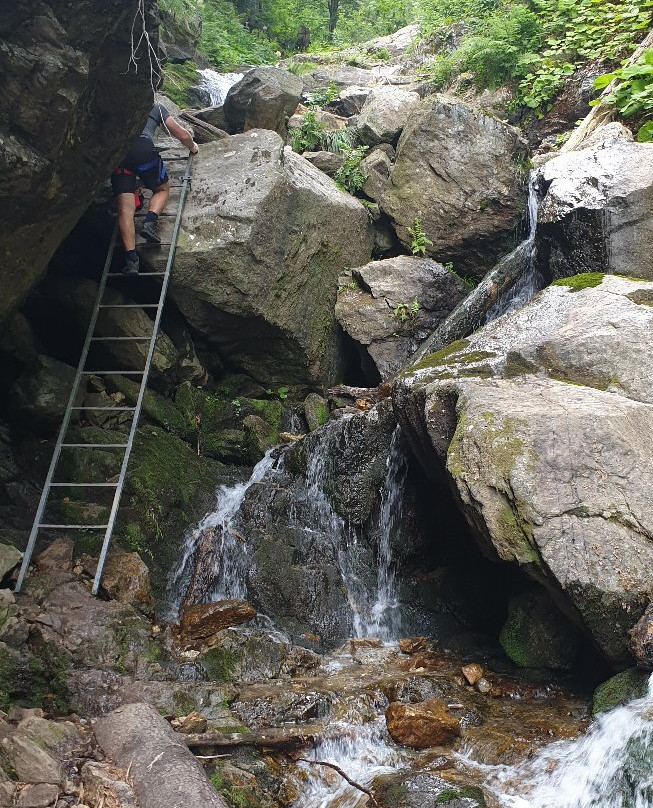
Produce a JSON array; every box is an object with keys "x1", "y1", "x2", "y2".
[
  {"x1": 296, "y1": 417, "x2": 405, "y2": 640},
  {"x1": 481, "y1": 673, "x2": 653, "y2": 808},
  {"x1": 485, "y1": 172, "x2": 544, "y2": 322},
  {"x1": 165, "y1": 448, "x2": 279, "y2": 618},
  {"x1": 297, "y1": 716, "x2": 407, "y2": 808},
  {"x1": 368, "y1": 427, "x2": 406, "y2": 640},
  {"x1": 198, "y1": 68, "x2": 244, "y2": 106}
]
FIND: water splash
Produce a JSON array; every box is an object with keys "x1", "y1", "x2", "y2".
[
  {"x1": 296, "y1": 717, "x2": 407, "y2": 808},
  {"x1": 198, "y1": 68, "x2": 243, "y2": 106},
  {"x1": 483, "y1": 673, "x2": 653, "y2": 808},
  {"x1": 485, "y1": 172, "x2": 545, "y2": 322},
  {"x1": 166, "y1": 448, "x2": 279, "y2": 618}
]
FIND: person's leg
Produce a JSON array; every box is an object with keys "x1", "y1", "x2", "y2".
[
  {"x1": 116, "y1": 192, "x2": 137, "y2": 250},
  {"x1": 148, "y1": 179, "x2": 169, "y2": 216}
]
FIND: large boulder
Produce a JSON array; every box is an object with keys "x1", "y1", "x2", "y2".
[
  {"x1": 223, "y1": 67, "x2": 303, "y2": 138},
  {"x1": 534, "y1": 124, "x2": 653, "y2": 281},
  {"x1": 149, "y1": 131, "x2": 373, "y2": 387},
  {"x1": 0, "y1": 0, "x2": 154, "y2": 324},
  {"x1": 355, "y1": 87, "x2": 421, "y2": 147},
  {"x1": 394, "y1": 274, "x2": 653, "y2": 665},
  {"x1": 381, "y1": 95, "x2": 528, "y2": 279},
  {"x1": 361, "y1": 146, "x2": 394, "y2": 202},
  {"x1": 9, "y1": 355, "x2": 77, "y2": 433},
  {"x1": 335, "y1": 257, "x2": 468, "y2": 380}
]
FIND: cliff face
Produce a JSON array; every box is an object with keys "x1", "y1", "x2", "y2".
[{"x1": 0, "y1": 0, "x2": 157, "y2": 323}]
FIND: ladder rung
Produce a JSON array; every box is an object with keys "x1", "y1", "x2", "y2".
[
  {"x1": 164, "y1": 156, "x2": 191, "y2": 161},
  {"x1": 70, "y1": 406, "x2": 136, "y2": 411},
  {"x1": 134, "y1": 211, "x2": 177, "y2": 217},
  {"x1": 39, "y1": 524, "x2": 109, "y2": 529},
  {"x1": 50, "y1": 482, "x2": 119, "y2": 487},
  {"x1": 99, "y1": 304, "x2": 159, "y2": 308},
  {"x1": 91, "y1": 336, "x2": 152, "y2": 341},
  {"x1": 81, "y1": 370, "x2": 144, "y2": 375},
  {"x1": 106, "y1": 272, "x2": 166, "y2": 277},
  {"x1": 136, "y1": 242, "x2": 173, "y2": 248},
  {"x1": 61, "y1": 443, "x2": 129, "y2": 448}
]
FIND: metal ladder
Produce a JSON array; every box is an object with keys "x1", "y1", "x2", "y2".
[{"x1": 15, "y1": 152, "x2": 194, "y2": 596}]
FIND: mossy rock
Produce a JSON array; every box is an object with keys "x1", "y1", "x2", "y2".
[
  {"x1": 499, "y1": 590, "x2": 580, "y2": 670},
  {"x1": 119, "y1": 427, "x2": 228, "y2": 602},
  {"x1": 592, "y1": 668, "x2": 650, "y2": 716},
  {"x1": 106, "y1": 375, "x2": 190, "y2": 437},
  {"x1": 552, "y1": 272, "x2": 605, "y2": 292},
  {"x1": 304, "y1": 393, "x2": 329, "y2": 432},
  {"x1": 0, "y1": 640, "x2": 70, "y2": 713},
  {"x1": 201, "y1": 647, "x2": 240, "y2": 682}
]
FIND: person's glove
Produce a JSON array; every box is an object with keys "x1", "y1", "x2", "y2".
[{"x1": 191, "y1": 143, "x2": 199, "y2": 155}]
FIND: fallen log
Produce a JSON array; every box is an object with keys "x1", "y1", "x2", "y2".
[
  {"x1": 94, "y1": 702, "x2": 229, "y2": 808},
  {"x1": 410, "y1": 240, "x2": 530, "y2": 364},
  {"x1": 183, "y1": 723, "x2": 330, "y2": 750},
  {"x1": 180, "y1": 111, "x2": 230, "y2": 143}
]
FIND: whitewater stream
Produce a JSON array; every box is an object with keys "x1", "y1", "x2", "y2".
[{"x1": 198, "y1": 68, "x2": 244, "y2": 106}]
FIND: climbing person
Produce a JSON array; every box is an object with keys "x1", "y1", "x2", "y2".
[{"x1": 111, "y1": 102, "x2": 199, "y2": 275}]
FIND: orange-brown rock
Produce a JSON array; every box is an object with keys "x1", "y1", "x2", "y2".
[
  {"x1": 385, "y1": 700, "x2": 461, "y2": 748},
  {"x1": 397, "y1": 651, "x2": 444, "y2": 672},
  {"x1": 181, "y1": 599, "x2": 257, "y2": 640},
  {"x1": 170, "y1": 711, "x2": 208, "y2": 734},
  {"x1": 399, "y1": 637, "x2": 428, "y2": 655},
  {"x1": 100, "y1": 550, "x2": 155, "y2": 617},
  {"x1": 461, "y1": 663, "x2": 483, "y2": 686},
  {"x1": 36, "y1": 538, "x2": 74, "y2": 573}
]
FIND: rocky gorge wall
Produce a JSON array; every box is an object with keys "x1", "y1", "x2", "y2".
[{"x1": 0, "y1": 8, "x2": 652, "y2": 762}]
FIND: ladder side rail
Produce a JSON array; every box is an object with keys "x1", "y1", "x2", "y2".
[
  {"x1": 15, "y1": 226, "x2": 119, "y2": 593},
  {"x1": 92, "y1": 153, "x2": 194, "y2": 595}
]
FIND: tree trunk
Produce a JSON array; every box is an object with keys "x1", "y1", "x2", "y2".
[
  {"x1": 328, "y1": 0, "x2": 339, "y2": 35},
  {"x1": 94, "y1": 703, "x2": 229, "y2": 808},
  {"x1": 410, "y1": 241, "x2": 530, "y2": 364}
]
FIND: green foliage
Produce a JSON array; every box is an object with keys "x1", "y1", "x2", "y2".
[
  {"x1": 334, "y1": 145, "x2": 369, "y2": 192},
  {"x1": 290, "y1": 111, "x2": 356, "y2": 153},
  {"x1": 593, "y1": 48, "x2": 653, "y2": 141},
  {"x1": 419, "y1": 0, "x2": 653, "y2": 114},
  {"x1": 286, "y1": 60, "x2": 320, "y2": 74},
  {"x1": 394, "y1": 298, "x2": 421, "y2": 321},
  {"x1": 444, "y1": 261, "x2": 476, "y2": 289},
  {"x1": 407, "y1": 218, "x2": 432, "y2": 256},
  {"x1": 305, "y1": 81, "x2": 340, "y2": 106},
  {"x1": 160, "y1": 61, "x2": 200, "y2": 107},
  {"x1": 198, "y1": 0, "x2": 277, "y2": 69}
]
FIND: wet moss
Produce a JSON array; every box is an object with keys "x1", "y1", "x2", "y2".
[
  {"x1": 436, "y1": 786, "x2": 486, "y2": 806},
  {"x1": 172, "y1": 690, "x2": 198, "y2": 716},
  {"x1": 552, "y1": 272, "x2": 605, "y2": 291},
  {"x1": 409, "y1": 339, "x2": 471, "y2": 372},
  {"x1": 592, "y1": 669, "x2": 649, "y2": 716},
  {"x1": 202, "y1": 647, "x2": 239, "y2": 682}
]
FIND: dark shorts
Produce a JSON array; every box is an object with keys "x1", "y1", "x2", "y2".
[{"x1": 111, "y1": 136, "x2": 168, "y2": 195}]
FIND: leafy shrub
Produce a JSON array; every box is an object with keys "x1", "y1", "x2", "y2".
[
  {"x1": 407, "y1": 218, "x2": 433, "y2": 256},
  {"x1": 334, "y1": 145, "x2": 369, "y2": 192},
  {"x1": 290, "y1": 113, "x2": 356, "y2": 153},
  {"x1": 593, "y1": 47, "x2": 653, "y2": 141},
  {"x1": 305, "y1": 82, "x2": 340, "y2": 106}
]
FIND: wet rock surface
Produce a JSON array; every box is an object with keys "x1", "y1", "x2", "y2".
[
  {"x1": 535, "y1": 125, "x2": 653, "y2": 281},
  {"x1": 395, "y1": 274, "x2": 653, "y2": 665},
  {"x1": 224, "y1": 67, "x2": 303, "y2": 138}
]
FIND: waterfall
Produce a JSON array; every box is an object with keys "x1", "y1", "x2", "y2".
[
  {"x1": 297, "y1": 417, "x2": 404, "y2": 640},
  {"x1": 485, "y1": 172, "x2": 544, "y2": 322},
  {"x1": 482, "y1": 673, "x2": 653, "y2": 808},
  {"x1": 368, "y1": 427, "x2": 406, "y2": 641},
  {"x1": 198, "y1": 69, "x2": 244, "y2": 106},
  {"x1": 165, "y1": 448, "x2": 279, "y2": 619}
]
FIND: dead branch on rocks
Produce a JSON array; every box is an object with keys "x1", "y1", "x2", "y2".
[
  {"x1": 183, "y1": 724, "x2": 331, "y2": 751},
  {"x1": 297, "y1": 758, "x2": 380, "y2": 807},
  {"x1": 180, "y1": 111, "x2": 229, "y2": 143}
]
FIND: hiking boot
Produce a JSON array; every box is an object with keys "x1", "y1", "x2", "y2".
[
  {"x1": 123, "y1": 254, "x2": 140, "y2": 276},
  {"x1": 141, "y1": 219, "x2": 161, "y2": 244}
]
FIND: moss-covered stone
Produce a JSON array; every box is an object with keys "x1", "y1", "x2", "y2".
[
  {"x1": 106, "y1": 374, "x2": 189, "y2": 436},
  {"x1": 552, "y1": 272, "x2": 605, "y2": 291},
  {"x1": 304, "y1": 393, "x2": 329, "y2": 432},
  {"x1": 119, "y1": 428, "x2": 227, "y2": 602},
  {"x1": 409, "y1": 339, "x2": 470, "y2": 373},
  {"x1": 592, "y1": 668, "x2": 650, "y2": 716},
  {"x1": 499, "y1": 591, "x2": 580, "y2": 670},
  {"x1": 201, "y1": 647, "x2": 239, "y2": 682}
]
